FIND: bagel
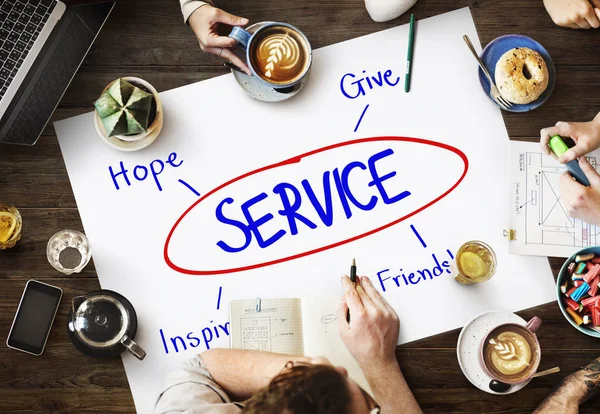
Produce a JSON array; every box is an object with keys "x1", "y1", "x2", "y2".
[{"x1": 495, "y1": 47, "x2": 548, "y2": 105}]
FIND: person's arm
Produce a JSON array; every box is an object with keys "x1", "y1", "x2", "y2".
[
  {"x1": 534, "y1": 357, "x2": 600, "y2": 413},
  {"x1": 199, "y1": 349, "x2": 313, "y2": 401},
  {"x1": 337, "y1": 275, "x2": 422, "y2": 414},
  {"x1": 543, "y1": 0, "x2": 600, "y2": 29}
]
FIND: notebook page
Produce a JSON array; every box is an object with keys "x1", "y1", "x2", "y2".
[
  {"x1": 300, "y1": 296, "x2": 371, "y2": 394},
  {"x1": 229, "y1": 298, "x2": 304, "y2": 355}
]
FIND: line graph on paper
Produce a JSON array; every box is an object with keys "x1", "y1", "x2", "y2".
[{"x1": 510, "y1": 141, "x2": 600, "y2": 257}]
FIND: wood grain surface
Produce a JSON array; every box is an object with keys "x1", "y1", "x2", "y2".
[{"x1": 1, "y1": 0, "x2": 599, "y2": 412}]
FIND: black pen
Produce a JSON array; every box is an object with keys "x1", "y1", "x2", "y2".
[{"x1": 347, "y1": 258, "x2": 357, "y2": 322}]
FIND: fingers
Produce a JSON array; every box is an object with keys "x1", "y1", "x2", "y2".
[
  {"x1": 560, "y1": 170, "x2": 579, "y2": 197},
  {"x1": 575, "y1": 14, "x2": 591, "y2": 29},
  {"x1": 544, "y1": 121, "x2": 592, "y2": 164},
  {"x1": 596, "y1": 8, "x2": 600, "y2": 21},
  {"x1": 205, "y1": 35, "x2": 238, "y2": 49},
  {"x1": 341, "y1": 275, "x2": 364, "y2": 313},
  {"x1": 583, "y1": 2, "x2": 600, "y2": 28},
  {"x1": 336, "y1": 297, "x2": 349, "y2": 330},
  {"x1": 213, "y1": 8, "x2": 249, "y2": 27},
  {"x1": 578, "y1": 157, "x2": 600, "y2": 187},
  {"x1": 561, "y1": 141, "x2": 591, "y2": 164},
  {"x1": 540, "y1": 122, "x2": 572, "y2": 158},
  {"x1": 587, "y1": 12, "x2": 600, "y2": 28},
  {"x1": 356, "y1": 283, "x2": 377, "y2": 313},
  {"x1": 360, "y1": 276, "x2": 394, "y2": 314},
  {"x1": 212, "y1": 47, "x2": 252, "y2": 75}
]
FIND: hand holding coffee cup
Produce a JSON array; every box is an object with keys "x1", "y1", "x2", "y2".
[
  {"x1": 188, "y1": 5, "x2": 252, "y2": 75},
  {"x1": 480, "y1": 317, "x2": 542, "y2": 385},
  {"x1": 229, "y1": 22, "x2": 312, "y2": 90}
]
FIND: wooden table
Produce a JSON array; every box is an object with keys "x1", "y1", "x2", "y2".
[{"x1": 1, "y1": 0, "x2": 599, "y2": 412}]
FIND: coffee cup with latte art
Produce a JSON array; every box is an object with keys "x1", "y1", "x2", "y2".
[
  {"x1": 479, "y1": 317, "x2": 542, "y2": 384},
  {"x1": 229, "y1": 22, "x2": 312, "y2": 89}
]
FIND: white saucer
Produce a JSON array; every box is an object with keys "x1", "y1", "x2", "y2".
[
  {"x1": 230, "y1": 22, "x2": 304, "y2": 103},
  {"x1": 456, "y1": 310, "x2": 531, "y2": 395}
]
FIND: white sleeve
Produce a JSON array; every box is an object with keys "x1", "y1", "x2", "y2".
[{"x1": 180, "y1": 0, "x2": 213, "y2": 23}]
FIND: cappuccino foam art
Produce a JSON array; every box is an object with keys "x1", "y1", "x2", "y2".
[
  {"x1": 250, "y1": 26, "x2": 310, "y2": 85},
  {"x1": 483, "y1": 325, "x2": 538, "y2": 382},
  {"x1": 488, "y1": 332, "x2": 531, "y2": 375}
]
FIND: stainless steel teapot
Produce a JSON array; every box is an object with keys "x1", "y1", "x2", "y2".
[{"x1": 68, "y1": 290, "x2": 146, "y2": 360}]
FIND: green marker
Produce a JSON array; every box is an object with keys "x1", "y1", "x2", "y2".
[
  {"x1": 548, "y1": 135, "x2": 590, "y2": 186},
  {"x1": 404, "y1": 14, "x2": 415, "y2": 93}
]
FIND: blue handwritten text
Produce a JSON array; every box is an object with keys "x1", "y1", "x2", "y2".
[
  {"x1": 109, "y1": 152, "x2": 184, "y2": 191},
  {"x1": 159, "y1": 321, "x2": 230, "y2": 354},
  {"x1": 340, "y1": 69, "x2": 401, "y2": 99},
  {"x1": 215, "y1": 148, "x2": 411, "y2": 253},
  {"x1": 377, "y1": 249, "x2": 455, "y2": 292}
]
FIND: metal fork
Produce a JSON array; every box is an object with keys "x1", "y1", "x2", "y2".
[{"x1": 463, "y1": 35, "x2": 513, "y2": 110}]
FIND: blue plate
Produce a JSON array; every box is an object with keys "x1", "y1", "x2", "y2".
[
  {"x1": 478, "y1": 34, "x2": 555, "y2": 112},
  {"x1": 557, "y1": 246, "x2": 600, "y2": 339}
]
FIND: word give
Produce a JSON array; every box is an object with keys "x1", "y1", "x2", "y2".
[
  {"x1": 340, "y1": 68, "x2": 401, "y2": 100},
  {"x1": 216, "y1": 148, "x2": 411, "y2": 253},
  {"x1": 108, "y1": 152, "x2": 183, "y2": 191}
]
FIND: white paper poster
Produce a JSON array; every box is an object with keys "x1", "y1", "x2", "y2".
[{"x1": 55, "y1": 8, "x2": 556, "y2": 413}]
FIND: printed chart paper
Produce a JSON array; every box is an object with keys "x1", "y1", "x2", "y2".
[
  {"x1": 509, "y1": 140, "x2": 600, "y2": 257},
  {"x1": 54, "y1": 8, "x2": 556, "y2": 413}
]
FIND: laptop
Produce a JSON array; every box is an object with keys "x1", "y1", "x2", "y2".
[{"x1": 0, "y1": 0, "x2": 115, "y2": 146}]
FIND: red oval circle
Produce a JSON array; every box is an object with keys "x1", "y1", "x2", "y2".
[{"x1": 164, "y1": 136, "x2": 469, "y2": 275}]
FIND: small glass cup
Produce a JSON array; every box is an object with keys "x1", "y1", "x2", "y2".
[
  {"x1": 47, "y1": 230, "x2": 92, "y2": 275},
  {"x1": 450, "y1": 240, "x2": 497, "y2": 284},
  {"x1": 0, "y1": 204, "x2": 22, "y2": 249}
]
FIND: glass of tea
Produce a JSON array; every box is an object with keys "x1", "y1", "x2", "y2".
[
  {"x1": 0, "y1": 204, "x2": 22, "y2": 249},
  {"x1": 47, "y1": 229, "x2": 92, "y2": 275},
  {"x1": 450, "y1": 240, "x2": 497, "y2": 284}
]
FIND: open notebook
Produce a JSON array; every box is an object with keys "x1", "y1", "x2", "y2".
[{"x1": 229, "y1": 297, "x2": 371, "y2": 394}]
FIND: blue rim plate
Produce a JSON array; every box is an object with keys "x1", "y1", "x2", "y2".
[
  {"x1": 557, "y1": 246, "x2": 600, "y2": 339},
  {"x1": 478, "y1": 34, "x2": 555, "y2": 113}
]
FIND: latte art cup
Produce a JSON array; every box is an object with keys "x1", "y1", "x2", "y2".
[
  {"x1": 479, "y1": 317, "x2": 542, "y2": 385},
  {"x1": 229, "y1": 22, "x2": 312, "y2": 89}
]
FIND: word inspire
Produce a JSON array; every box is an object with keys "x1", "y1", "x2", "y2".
[
  {"x1": 377, "y1": 249, "x2": 455, "y2": 291},
  {"x1": 109, "y1": 152, "x2": 183, "y2": 191},
  {"x1": 216, "y1": 148, "x2": 411, "y2": 253},
  {"x1": 160, "y1": 320, "x2": 230, "y2": 354},
  {"x1": 340, "y1": 68, "x2": 401, "y2": 100}
]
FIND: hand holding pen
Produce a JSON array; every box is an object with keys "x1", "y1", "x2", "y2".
[{"x1": 337, "y1": 273, "x2": 400, "y2": 369}]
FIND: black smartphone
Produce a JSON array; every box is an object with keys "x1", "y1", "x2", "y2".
[{"x1": 7, "y1": 280, "x2": 63, "y2": 356}]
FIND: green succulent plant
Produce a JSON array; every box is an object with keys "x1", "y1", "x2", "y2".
[{"x1": 94, "y1": 78, "x2": 153, "y2": 137}]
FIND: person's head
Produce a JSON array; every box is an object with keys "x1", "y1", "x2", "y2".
[{"x1": 242, "y1": 359, "x2": 380, "y2": 414}]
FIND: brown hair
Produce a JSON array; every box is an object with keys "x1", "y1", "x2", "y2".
[{"x1": 242, "y1": 364, "x2": 351, "y2": 414}]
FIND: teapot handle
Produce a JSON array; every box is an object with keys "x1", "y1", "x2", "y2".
[{"x1": 121, "y1": 335, "x2": 146, "y2": 360}]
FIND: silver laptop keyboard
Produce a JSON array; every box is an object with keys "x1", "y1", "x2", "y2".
[{"x1": 0, "y1": 0, "x2": 56, "y2": 99}]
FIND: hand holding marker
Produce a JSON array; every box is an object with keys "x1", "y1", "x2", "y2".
[{"x1": 548, "y1": 135, "x2": 590, "y2": 187}]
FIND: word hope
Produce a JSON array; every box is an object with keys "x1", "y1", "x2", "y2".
[{"x1": 108, "y1": 152, "x2": 183, "y2": 191}]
